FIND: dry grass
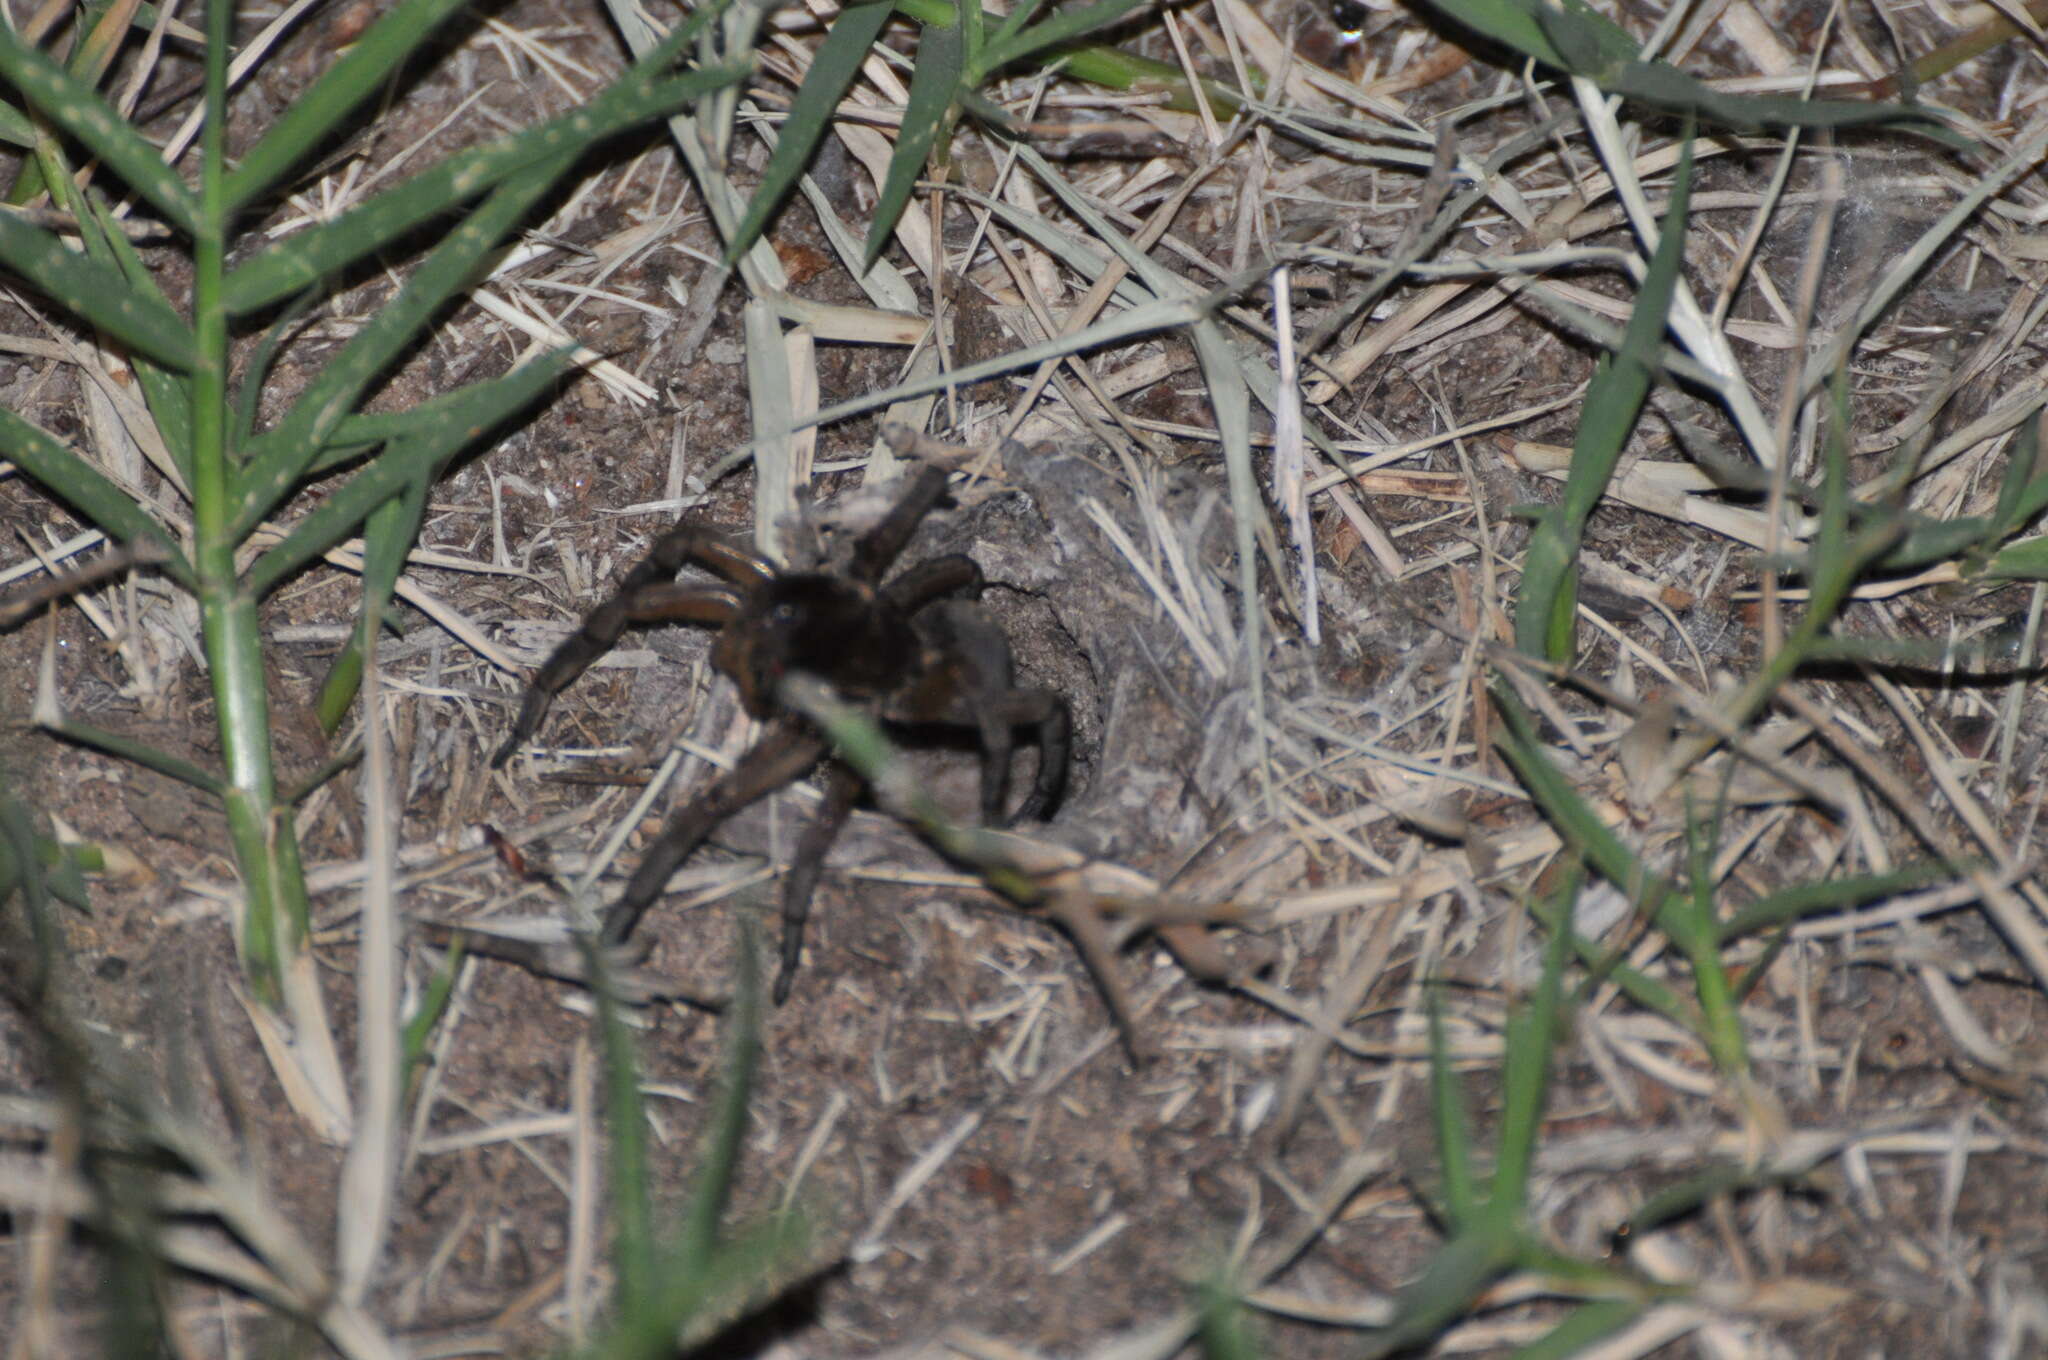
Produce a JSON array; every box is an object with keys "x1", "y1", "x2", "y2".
[{"x1": 5, "y1": 0, "x2": 2048, "y2": 1355}]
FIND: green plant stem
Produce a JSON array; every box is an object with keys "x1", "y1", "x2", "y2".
[{"x1": 190, "y1": 0, "x2": 300, "y2": 993}]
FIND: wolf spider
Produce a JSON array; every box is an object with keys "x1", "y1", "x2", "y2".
[{"x1": 492, "y1": 459, "x2": 1071, "y2": 1000}]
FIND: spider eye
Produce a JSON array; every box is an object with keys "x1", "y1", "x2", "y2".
[{"x1": 769, "y1": 602, "x2": 800, "y2": 626}]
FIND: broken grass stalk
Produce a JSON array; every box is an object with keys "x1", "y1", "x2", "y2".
[
  {"x1": 777, "y1": 670, "x2": 1171, "y2": 1053},
  {"x1": 778, "y1": 672, "x2": 1041, "y2": 904}
]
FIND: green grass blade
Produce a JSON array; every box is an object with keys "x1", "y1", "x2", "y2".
[
  {"x1": 1196, "y1": 1269, "x2": 1260, "y2": 1360},
  {"x1": 0, "y1": 23, "x2": 200, "y2": 233},
  {"x1": 887, "y1": 0, "x2": 1251, "y2": 112},
  {"x1": 1990, "y1": 412, "x2": 2048, "y2": 535},
  {"x1": 7, "y1": 1, "x2": 111, "y2": 209},
  {"x1": 1509, "y1": 1300, "x2": 1645, "y2": 1359},
  {"x1": 311, "y1": 351, "x2": 571, "y2": 726},
  {"x1": 0, "y1": 209, "x2": 195, "y2": 370},
  {"x1": 223, "y1": 68, "x2": 742, "y2": 314},
  {"x1": 1492, "y1": 688, "x2": 1674, "y2": 910},
  {"x1": 1689, "y1": 434, "x2": 2037, "y2": 576},
  {"x1": 1798, "y1": 632, "x2": 2031, "y2": 672},
  {"x1": 1424, "y1": 0, "x2": 1634, "y2": 70},
  {"x1": 973, "y1": 0, "x2": 1148, "y2": 77},
  {"x1": 591, "y1": 937, "x2": 655, "y2": 1317},
  {"x1": 1515, "y1": 133, "x2": 1691, "y2": 661},
  {"x1": 1491, "y1": 864, "x2": 1575, "y2": 1217},
  {"x1": 1361, "y1": 1231, "x2": 1520, "y2": 1360},
  {"x1": 725, "y1": 0, "x2": 893, "y2": 264},
  {"x1": 1418, "y1": 0, "x2": 1951, "y2": 139},
  {"x1": 42, "y1": 715, "x2": 223, "y2": 794},
  {"x1": 1872, "y1": 511, "x2": 1997, "y2": 572},
  {"x1": 988, "y1": 0, "x2": 1046, "y2": 50},
  {"x1": 1525, "y1": 884, "x2": 1693, "y2": 1023},
  {"x1": 1756, "y1": 378, "x2": 1894, "y2": 682},
  {"x1": 1620, "y1": 1160, "x2": 1809, "y2": 1237},
  {"x1": 230, "y1": 290, "x2": 324, "y2": 453},
  {"x1": 86, "y1": 194, "x2": 194, "y2": 480},
  {"x1": 399, "y1": 937, "x2": 461, "y2": 1092},
  {"x1": 0, "y1": 95, "x2": 33, "y2": 149},
  {"x1": 0, "y1": 767, "x2": 82, "y2": 978},
  {"x1": 1719, "y1": 862, "x2": 1957, "y2": 939},
  {"x1": 1492, "y1": 689, "x2": 1710, "y2": 1028},
  {"x1": 326, "y1": 360, "x2": 572, "y2": 449},
  {"x1": 232, "y1": 153, "x2": 576, "y2": 536},
  {"x1": 222, "y1": 0, "x2": 475, "y2": 212},
  {"x1": 1, "y1": 791, "x2": 96, "y2": 916},
  {"x1": 864, "y1": 11, "x2": 965, "y2": 270},
  {"x1": 962, "y1": 0, "x2": 985, "y2": 67},
  {"x1": 1678, "y1": 804, "x2": 1747, "y2": 1076},
  {"x1": 677, "y1": 921, "x2": 764, "y2": 1270},
  {"x1": 1055, "y1": 40, "x2": 1250, "y2": 115},
  {"x1": 1605, "y1": 59, "x2": 1960, "y2": 141},
  {"x1": 245, "y1": 350, "x2": 573, "y2": 599},
  {"x1": 1981, "y1": 535, "x2": 2048, "y2": 580},
  {"x1": 315, "y1": 479, "x2": 428, "y2": 731},
  {"x1": 0, "y1": 405, "x2": 188, "y2": 579},
  {"x1": 280, "y1": 742, "x2": 363, "y2": 805},
  {"x1": 240, "y1": 447, "x2": 400, "y2": 600},
  {"x1": 593, "y1": 1214, "x2": 814, "y2": 1359},
  {"x1": 1427, "y1": 982, "x2": 1478, "y2": 1230}
]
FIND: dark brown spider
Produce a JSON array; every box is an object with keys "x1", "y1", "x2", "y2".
[{"x1": 491, "y1": 459, "x2": 1071, "y2": 1001}]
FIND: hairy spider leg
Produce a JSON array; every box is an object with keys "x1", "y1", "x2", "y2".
[
  {"x1": 773, "y1": 761, "x2": 862, "y2": 1002},
  {"x1": 494, "y1": 583, "x2": 740, "y2": 766},
  {"x1": 597, "y1": 718, "x2": 827, "y2": 946},
  {"x1": 893, "y1": 582, "x2": 1073, "y2": 826},
  {"x1": 879, "y1": 555, "x2": 1027, "y2": 819},
  {"x1": 988, "y1": 687, "x2": 1070, "y2": 822},
  {"x1": 850, "y1": 464, "x2": 954, "y2": 582},
  {"x1": 492, "y1": 524, "x2": 773, "y2": 767},
  {"x1": 882, "y1": 553, "x2": 983, "y2": 607}
]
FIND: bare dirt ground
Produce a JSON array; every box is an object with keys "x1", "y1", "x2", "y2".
[{"x1": 5, "y1": 0, "x2": 2048, "y2": 1355}]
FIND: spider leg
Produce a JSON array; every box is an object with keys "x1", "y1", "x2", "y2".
[
  {"x1": 850, "y1": 465, "x2": 952, "y2": 582},
  {"x1": 882, "y1": 553, "x2": 980, "y2": 610},
  {"x1": 773, "y1": 761, "x2": 862, "y2": 1003},
  {"x1": 665, "y1": 534, "x2": 776, "y2": 590},
  {"x1": 492, "y1": 522, "x2": 766, "y2": 768},
  {"x1": 900, "y1": 599, "x2": 1070, "y2": 824},
  {"x1": 977, "y1": 706, "x2": 1016, "y2": 828},
  {"x1": 598, "y1": 719, "x2": 827, "y2": 944},
  {"x1": 986, "y1": 687, "x2": 1070, "y2": 823},
  {"x1": 624, "y1": 520, "x2": 775, "y2": 592},
  {"x1": 493, "y1": 582, "x2": 743, "y2": 767}
]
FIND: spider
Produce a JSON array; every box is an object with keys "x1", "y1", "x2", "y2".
[{"x1": 491, "y1": 457, "x2": 1071, "y2": 1001}]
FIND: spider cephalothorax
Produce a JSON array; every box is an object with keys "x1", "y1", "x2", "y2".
[
  {"x1": 491, "y1": 459, "x2": 1070, "y2": 1000},
  {"x1": 713, "y1": 575, "x2": 918, "y2": 717}
]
